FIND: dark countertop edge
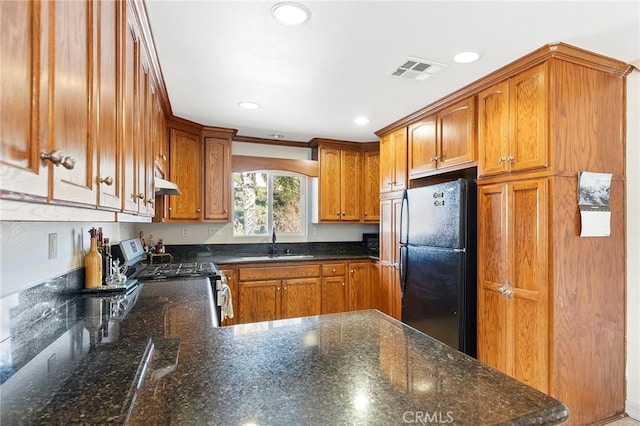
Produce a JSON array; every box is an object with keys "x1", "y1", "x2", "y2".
[
  {"x1": 496, "y1": 403, "x2": 569, "y2": 425},
  {"x1": 207, "y1": 253, "x2": 378, "y2": 265}
]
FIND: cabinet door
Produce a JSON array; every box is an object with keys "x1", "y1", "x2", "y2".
[
  {"x1": 438, "y1": 96, "x2": 476, "y2": 169},
  {"x1": 408, "y1": 115, "x2": 437, "y2": 178},
  {"x1": 362, "y1": 150, "x2": 379, "y2": 222},
  {"x1": 49, "y1": 0, "x2": 97, "y2": 205},
  {"x1": 321, "y1": 276, "x2": 347, "y2": 314},
  {"x1": 477, "y1": 180, "x2": 549, "y2": 392},
  {"x1": 390, "y1": 197, "x2": 403, "y2": 320},
  {"x1": 318, "y1": 148, "x2": 342, "y2": 221},
  {"x1": 391, "y1": 128, "x2": 407, "y2": 192},
  {"x1": 0, "y1": 0, "x2": 48, "y2": 199},
  {"x1": 169, "y1": 129, "x2": 202, "y2": 221},
  {"x1": 379, "y1": 197, "x2": 402, "y2": 319},
  {"x1": 509, "y1": 63, "x2": 548, "y2": 174},
  {"x1": 477, "y1": 183, "x2": 509, "y2": 372},
  {"x1": 218, "y1": 267, "x2": 237, "y2": 326},
  {"x1": 96, "y1": 0, "x2": 120, "y2": 210},
  {"x1": 204, "y1": 137, "x2": 231, "y2": 221},
  {"x1": 379, "y1": 133, "x2": 393, "y2": 193},
  {"x1": 281, "y1": 277, "x2": 321, "y2": 319},
  {"x1": 239, "y1": 280, "x2": 281, "y2": 323},
  {"x1": 340, "y1": 149, "x2": 362, "y2": 221},
  {"x1": 348, "y1": 262, "x2": 371, "y2": 311},
  {"x1": 121, "y1": 16, "x2": 139, "y2": 213},
  {"x1": 507, "y1": 179, "x2": 548, "y2": 392},
  {"x1": 478, "y1": 80, "x2": 510, "y2": 177},
  {"x1": 137, "y1": 53, "x2": 154, "y2": 216}
]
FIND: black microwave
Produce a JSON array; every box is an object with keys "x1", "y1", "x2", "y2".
[{"x1": 362, "y1": 233, "x2": 379, "y2": 254}]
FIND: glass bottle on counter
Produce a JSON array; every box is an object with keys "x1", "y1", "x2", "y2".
[{"x1": 85, "y1": 228, "x2": 103, "y2": 288}]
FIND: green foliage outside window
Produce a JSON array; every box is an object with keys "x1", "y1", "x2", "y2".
[{"x1": 233, "y1": 172, "x2": 303, "y2": 236}]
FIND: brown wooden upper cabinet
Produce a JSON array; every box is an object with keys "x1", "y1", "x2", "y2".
[
  {"x1": 312, "y1": 139, "x2": 378, "y2": 223},
  {"x1": 168, "y1": 129, "x2": 203, "y2": 221},
  {"x1": 379, "y1": 127, "x2": 407, "y2": 193},
  {"x1": 407, "y1": 96, "x2": 477, "y2": 179},
  {"x1": 362, "y1": 149, "x2": 380, "y2": 222},
  {"x1": 477, "y1": 63, "x2": 548, "y2": 178}
]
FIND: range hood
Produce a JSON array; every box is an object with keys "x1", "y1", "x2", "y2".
[{"x1": 154, "y1": 177, "x2": 181, "y2": 195}]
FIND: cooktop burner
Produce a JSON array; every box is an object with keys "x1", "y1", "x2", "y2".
[{"x1": 135, "y1": 262, "x2": 220, "y2": 281}]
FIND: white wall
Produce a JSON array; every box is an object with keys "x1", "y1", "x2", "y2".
[
  {"x1": 0, "y1": 222, "x2": 135, "y2": 298},
  {"x1": 626, "y1": 65, "x2": 640, "y2": 420}
]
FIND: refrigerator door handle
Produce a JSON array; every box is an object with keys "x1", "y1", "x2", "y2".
[
  {"x1": 399, "y1": 190, "x2": 408, "y2": 245},
  {"x1": 453, "y1": 248, "x2": 466, "y2": 253},
  {"x1": 398, "y1": 245, "x2": 407, "y2": 297}
]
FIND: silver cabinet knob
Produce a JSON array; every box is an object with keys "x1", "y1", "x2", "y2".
[
  {"x1": 161, "y1": 154, "x2": 167, "y2": 161},
  {"x1": 499, "y1": 157, "x2": 506, "y2": 164},
  {"x1": 137, "y1": 193, "x2": 144, "y2": 199},
  {"x1": 40, "y1": 150, "x2": 75, "y2": 170},
  {"x1": 147, "y1": 198, "x2": 154, "y2": 206},
  {"x1": 507, "y1": 155, "x2": 515, "y2": 163},
  {"x1": 196, "y1": 208, "x2": 201, "y2": 213},
  {"x1": 100, "y1": 176, "x2": 114, "y2": 186},
  {"x1": 332, "y1": 268, "x2": 336, "y2": 273},
  {"x1": 430, "y1": 156, "x2": 439, "y2": 162}
]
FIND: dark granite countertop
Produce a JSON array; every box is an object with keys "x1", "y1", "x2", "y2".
[{"x1": 0, "y1": 278, "x2": 568, "y2": 425}]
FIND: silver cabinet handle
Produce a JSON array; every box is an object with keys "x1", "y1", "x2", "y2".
[{"x1": 40, "y1": 150, "x2": 75, "y2": 170}]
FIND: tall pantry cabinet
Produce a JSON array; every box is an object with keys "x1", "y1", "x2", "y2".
[{"x1": 476, "y1": 44, "x2": 631, "y2": 425}]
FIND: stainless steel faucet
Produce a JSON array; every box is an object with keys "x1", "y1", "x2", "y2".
[{"x1": 270, "y1": 227, "x2": 277, "y2": 255}]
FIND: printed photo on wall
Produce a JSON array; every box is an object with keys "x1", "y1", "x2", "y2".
[{"x1": 577, "y1": 171, "x2": 613, "y2": 237}]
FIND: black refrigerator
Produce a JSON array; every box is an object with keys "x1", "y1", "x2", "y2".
[{"x1": 399, "y1": 179, "x2": 477, "y2": 357}]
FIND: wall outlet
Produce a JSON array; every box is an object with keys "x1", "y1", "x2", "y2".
[
  {"x1": 208, "y1": 226, "x2": 219, "y2": 236},
  {"x1": 181, "y1": 227, "x2": 189, "y2": 237},
  {"x1": 48, "y1": 233, "x2": 58, "y2": 259}
]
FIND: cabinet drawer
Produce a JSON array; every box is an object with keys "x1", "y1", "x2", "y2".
[
  {"x1": 239, "y1": 264, "x2": 321, "y2": 281},
  {"x1": 321, "y1": 263, "x2": 346, "y2": 277}
]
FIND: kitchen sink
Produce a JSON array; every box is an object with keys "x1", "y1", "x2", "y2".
[{"x1": 239, "y1": 254, "x2": 315, "y2": 261}]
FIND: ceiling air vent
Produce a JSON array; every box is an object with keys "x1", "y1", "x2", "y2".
[{"x1": 391, "y1": 57, "x2": 448, "y2": 81}]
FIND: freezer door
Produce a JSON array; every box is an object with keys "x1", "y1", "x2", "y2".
[
  {"x1": 406, "y1": 180, "x2": 466, "y2": 249},
  {"x1": 401, "y1": 245, "x2": 467, "y2": 351}
]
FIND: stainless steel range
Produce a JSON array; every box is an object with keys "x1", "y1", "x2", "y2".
[
  {"x1": 112, "y1": 238, "x2": 222, "y2": 283},
  {"x1": 111, "y1": 238, "x2": 224, "y2": 326}
]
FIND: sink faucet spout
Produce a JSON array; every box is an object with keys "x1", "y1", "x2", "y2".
[{"x1": 270, "y1": 227, "x2": 277, "y2": 255}]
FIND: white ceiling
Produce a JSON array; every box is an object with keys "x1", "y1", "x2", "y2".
[{"x1": 145, "y1": 1, "x2": 640, "y2": 143}]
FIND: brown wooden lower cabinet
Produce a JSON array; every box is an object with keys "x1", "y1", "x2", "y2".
[
  {"x1": 477, "y1": 176, "x2": 626, "y2": 425},
  {"x1": 238, "y1": 277, "x2": 321, "y2": 323},
  {"x1": 321, "y1": 262, "x2": 347, "y2": 314},
  {"x1": 236, "y1": 260, "x2": 375, "y2": 324},
  {"x1": 347, "y1": 261, "x2": 372, "y2": 311}
]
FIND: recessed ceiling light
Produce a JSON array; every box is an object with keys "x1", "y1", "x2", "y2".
[
  {"x1": 269, "y1": 133, "x2": 285, "y2": 139},
  {"x1": 238, "y1": 101, "x2": 260, "y2": 110},
  {"x1": 354, "y1": 116, "x2": 370, "y2": 126},
  {"x1": 272, "y1": 2, "x2": 311, "y2": 26},
  {"x1": 453, "y1": 51, "x2": 482, "y2": 64}
]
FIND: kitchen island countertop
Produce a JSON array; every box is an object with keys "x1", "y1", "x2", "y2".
[{"x1": 0, "y1": 279, "x2": 568, "y2": 425}]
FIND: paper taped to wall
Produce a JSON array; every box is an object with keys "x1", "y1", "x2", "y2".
[{"x1": 578, "y1": 171, "x2": 613, "y2": 237}]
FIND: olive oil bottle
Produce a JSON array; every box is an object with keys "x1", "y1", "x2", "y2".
[{"x1": 85, "y1": 228, "x2": 103, "y2": 288}]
